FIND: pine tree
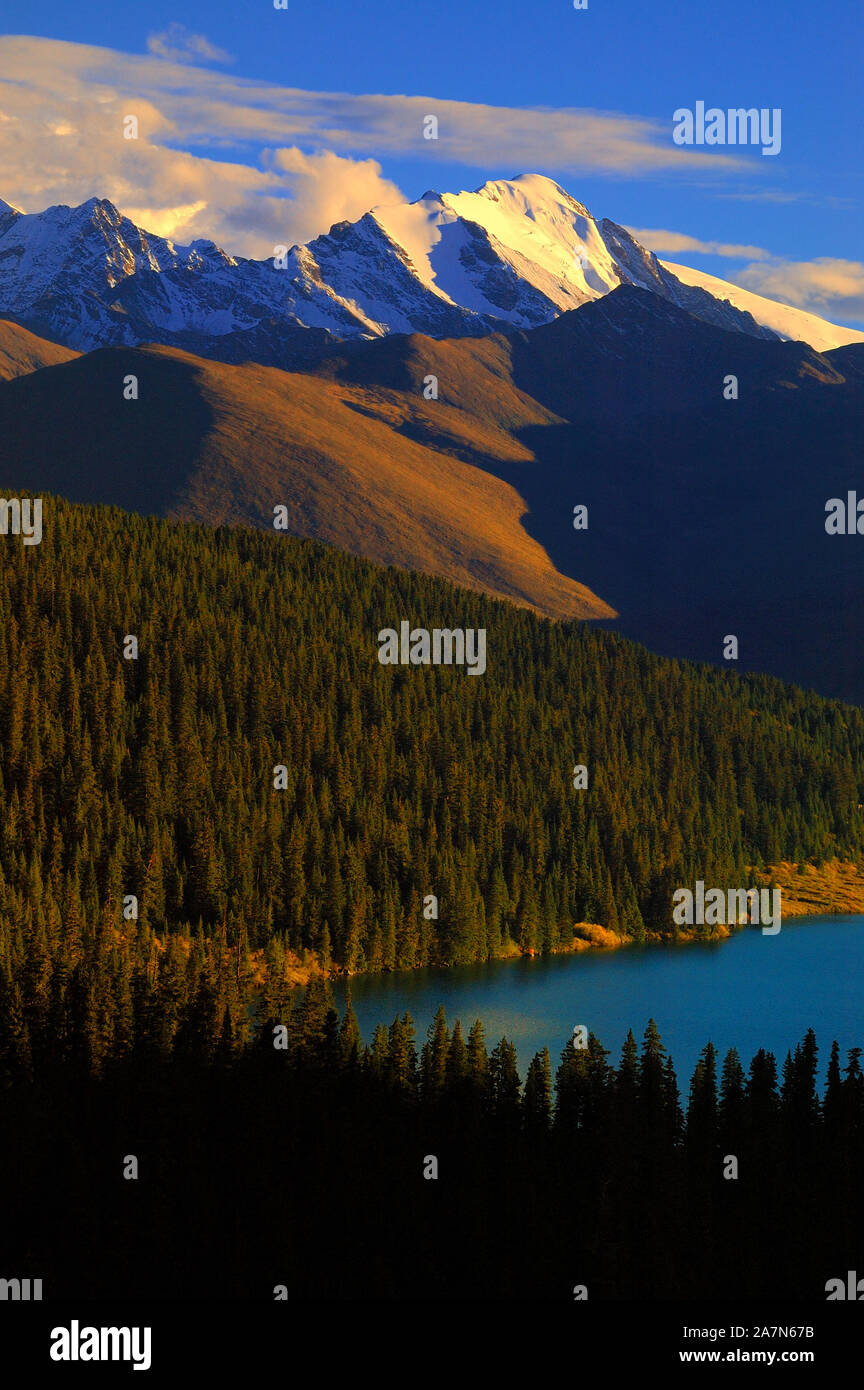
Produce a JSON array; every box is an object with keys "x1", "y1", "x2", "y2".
[
  {"x1": 387, "y1": 1013, "x2": 417, "y2": 1096},
  {"x1": 489, "y1": 1038, "x2": 521, "y2": 1133},
  {"x1": 467, "y1": 1019, "x2": 489, "y2": 1102},
  {"x1": 719, "y1": 1047, "x2": 745, "y2": 1148},
  {"x1": 523, "y1": 1049, "x2": 553, "y2": 1135},
  {"x1": 339, "y1": 1000, "x2": 362, "y2": 1070},
  {"x1": 446, "y1": 1020, "x2": 469, "y2": 1090},
  {"x1": 686, "y1": 1042, "x2": 718, "y2": 1166},
  {"x1": 420, "y1": 1005, "x2": 449, "y2": 1103}
]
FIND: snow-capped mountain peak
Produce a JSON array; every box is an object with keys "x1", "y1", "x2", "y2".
[{"x1": 0, "y1": 177, "x2": 860, "y2": 358}]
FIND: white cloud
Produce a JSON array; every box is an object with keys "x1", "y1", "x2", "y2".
[
  {"x1": 265, "y1": 148, "x2": 404, "y2": 235},
  {"x1": 147, "y1": 25, "x2": 232, "y2": 67},
  {"x1": 0, "y1": 35, "x2": 745, "y2": 178},
  {"x1": 736, "y1": 258, "x2": 864, "y2": 322},
  {"x1": 0, "y1": 36, "x2": 757, "y2": 257},
  {"x1": 626, "y1": 227, "x2": 772, "y2": 260},
  {"x1": 122, "y1": 200, "x2": 209, "y2": 238},
  {"x1": 0, "y1": 40, "x2": 404, "y2": 252},
  {"x1": 628, "y1": 223, "x2": 864, "y2": 325}
]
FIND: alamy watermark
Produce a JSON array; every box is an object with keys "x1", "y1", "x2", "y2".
[
  {"x1": 825, "y1": 492, "x2": 864, "y2": 534},
  {"x1": 673, "y1": 103, "x2": 781, "y2": 156},
  {"x1": 0, "y1": 1276, "x2": 42, "y2": 1300},
  {"x1": 826, "y1": 1271, "x2": 864, "y2": 1300},
  {"x1": 0, "y1": 497, "x2": 42, "y2": 545},
  {"x1": 50, "y1": 1321, "x2": 151, "y2": 1371},
  {"x1": 377, "y1": 621, "x2": 486, "y2": 676},
  {"x1": 673, "y1": 881, "x2": 781, "y2": 935}
]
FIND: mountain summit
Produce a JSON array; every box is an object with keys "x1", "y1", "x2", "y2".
[{"x1": 0, "y1": 176, "x2": 860, "y2": 359}]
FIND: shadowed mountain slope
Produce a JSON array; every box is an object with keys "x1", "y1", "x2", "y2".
[
  {"x1": 2, "y1": 286, "x2": 862, "y2": 699},
  {"x1": 308, "y1": 288, "x2": 864, "y2": 700}
]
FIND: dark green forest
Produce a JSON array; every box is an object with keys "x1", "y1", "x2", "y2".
[
  {"x1": 1, "y1": 495, "x2": 863, "y2": 1070},
  {"x1": 2, "y1": 986, "x2": 860, "y2": 1299}
]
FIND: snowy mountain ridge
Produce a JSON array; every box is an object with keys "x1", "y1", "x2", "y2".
[{"x1": 0, "y1": 174, "x2": 859, "y2": 359}]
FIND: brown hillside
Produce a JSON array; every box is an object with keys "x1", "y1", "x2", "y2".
[
  {"x1": 0, "y1": 342, "x2": 613, "y2": 621},
  {"x1": 0, "y1": 318, "x2": 79, "y2": 380}
]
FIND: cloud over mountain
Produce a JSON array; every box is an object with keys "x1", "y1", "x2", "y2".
[
  {"x1": 736, "y1": 258, "x2": 864, "y2": 325},
  {"x1": 0, "y1": 35, "x2": 745, "y2": 255},
  {"x1": 146, "y1": 25, "x2": 233, "y2": 66}
]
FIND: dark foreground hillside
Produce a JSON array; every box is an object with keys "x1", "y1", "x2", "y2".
[{"x1": 1, "y1": 989, "x2": 860, "y2": 1301}]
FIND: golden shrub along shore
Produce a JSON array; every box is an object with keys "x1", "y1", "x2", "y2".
[
  {"x1": 264, "y1": 859, "x2": 864, "y2": 985},
  {"x1": 750, "y1": 858, "x2": 864, "y2": 917},
  {"x1": 139, "y1": 858, "x2": 864, "y2": 995}
]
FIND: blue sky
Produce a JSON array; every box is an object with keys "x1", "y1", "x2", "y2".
[{"x1": 2, "y1": 0, "x2": 862, "y2": 324}]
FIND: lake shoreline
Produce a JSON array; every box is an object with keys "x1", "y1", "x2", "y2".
[{"x1": 273, "y1": 857, "x2": 864, "y2": 989}]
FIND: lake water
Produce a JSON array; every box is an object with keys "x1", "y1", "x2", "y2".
[{"x1": 335, "y1": 914, "x2": 864, "y2": 1087}]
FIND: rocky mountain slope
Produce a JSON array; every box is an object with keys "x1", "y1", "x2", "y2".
[{"x1": 2, "y1": 176, "x2": 861, "y2": 363}]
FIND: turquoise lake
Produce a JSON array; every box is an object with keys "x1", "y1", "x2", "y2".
[{"x1": 335, "y1": 914, "x2": 864, "y2": 1086}]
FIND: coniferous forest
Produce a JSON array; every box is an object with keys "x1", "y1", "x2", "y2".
[
  {"x1": 2, "y1": 496, "x2": 864, "y2": 1015},
  {"x1": 2, "y1": 984, "x2": 862, "y2": 1300},
  {"x1": 2, "y1": 496, "x2": 864, "y2": 1304}
]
